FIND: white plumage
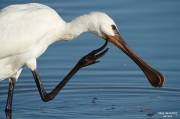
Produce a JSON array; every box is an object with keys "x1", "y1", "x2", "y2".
[
  {"x1": 0, "y1": 3, "x2": 164, "y2": 112},
  {"x1": 0, "y1": 3, "x2": 115, "y2": 81}
]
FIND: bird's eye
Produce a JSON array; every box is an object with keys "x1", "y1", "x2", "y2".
[
  {"x1": 111, "y1": 24, "x2": 119, "y2": 36},
  {"x1": 111, "y1": 25, "x2": 116, "y2": 30}
]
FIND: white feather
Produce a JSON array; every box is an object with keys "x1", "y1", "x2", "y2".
[{"x1": 0, "y1": 3, "x2": 116, "y2": 81}]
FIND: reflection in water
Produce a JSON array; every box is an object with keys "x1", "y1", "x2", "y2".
[
  {"x1": 5, "y1": 111, "x2": 12, "y2": 119},
  {"x1": 0, "y1": 0, "x2": 180, "y2": 119},
  {"x1": 2, "y1": 40, "x2": 109, "y2": 119}
]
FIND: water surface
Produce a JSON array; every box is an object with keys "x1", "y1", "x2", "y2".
[{"x1": 0, "y1": 0, "x2": 180, "y2": 119}]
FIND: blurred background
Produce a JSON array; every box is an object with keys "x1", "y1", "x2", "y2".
[{"x1": 0, "y1": 0, "x2": 180, "y2": 119}]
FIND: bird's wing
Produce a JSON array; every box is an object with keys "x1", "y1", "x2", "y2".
[{"x1": 0, "y1": 3, "x2": 61, "y2": 59}]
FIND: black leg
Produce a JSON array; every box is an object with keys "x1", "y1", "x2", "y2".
[
  {"x1": 32, "y1": 40, "x2": 109, "y2": 102},
  {"x1": 5, "y1": 78, "x2": 15, "y2": 119},
  {"x1": 5, "y1": 78, "x2": 15, "y2": 111}
]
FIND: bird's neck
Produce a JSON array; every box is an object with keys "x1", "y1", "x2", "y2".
[{"x1": 60, "y1": 14, "x2": 100, "y2": 41}]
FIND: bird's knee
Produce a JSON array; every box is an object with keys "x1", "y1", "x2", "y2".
[
  {"x1": 9, "y1": 68, "x2": 22, "y2": 83},
  {"x1": 26, "y1": 59, "x2": 37, "y2": 71}
]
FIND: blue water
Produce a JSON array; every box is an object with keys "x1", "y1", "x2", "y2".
[{"x1": 0, "y1": 0, "x2": 180, "y2": 119}]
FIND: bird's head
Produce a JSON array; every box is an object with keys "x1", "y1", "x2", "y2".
[{"x1": 90, "y1": 12, "x2": 165, "y2": 87}]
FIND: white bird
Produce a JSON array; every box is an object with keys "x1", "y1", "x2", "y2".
[{"x1": 0, "y1": 3, "x2": 165, "y2": 112}]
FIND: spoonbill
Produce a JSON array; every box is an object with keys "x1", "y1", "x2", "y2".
[{"x1": 0, "y1": 3, "x2": 165, "y2": 112}]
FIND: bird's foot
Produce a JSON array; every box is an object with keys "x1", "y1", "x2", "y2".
[{"x1": 78, "y1": 40, "x2": 109, "y2": 67}]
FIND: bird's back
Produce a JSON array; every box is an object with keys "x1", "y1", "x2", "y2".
[{"x1": 0, "y1": 3, "x2": 64, "y2": 59}]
